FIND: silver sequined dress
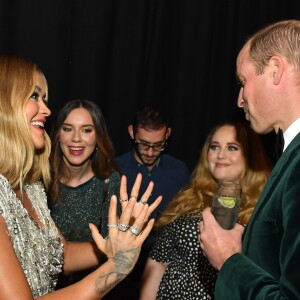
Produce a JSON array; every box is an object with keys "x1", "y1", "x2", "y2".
[{"x1": 0, "y1": 174, "x2": 64, "y2": 297}]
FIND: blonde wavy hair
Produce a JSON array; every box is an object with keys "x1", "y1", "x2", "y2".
[
  {"x1": 156, "y1": 121, "x2": 272, "y2": 230},
  {"x1": 0, "y1": 55, "x2": 51, "y2": 190}
]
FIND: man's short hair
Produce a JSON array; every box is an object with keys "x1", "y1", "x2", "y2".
[{"x1": 132, "y1": 104, "x2": 170, "y2": 131}]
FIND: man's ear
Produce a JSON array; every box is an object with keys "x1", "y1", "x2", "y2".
[
  {"x1": 128, "y1": 125, "x2": 134, "y2": 139},
  {"x1": 166, "y1": 127, "x2": 172, "y2": 139},
  {"x1": 269, "y1": 56, "x2": 284, "y2": 85}
]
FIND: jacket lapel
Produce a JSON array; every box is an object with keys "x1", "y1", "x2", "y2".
[{"x1": 243, "y1": 132, "x2": 300, "y2": 249}]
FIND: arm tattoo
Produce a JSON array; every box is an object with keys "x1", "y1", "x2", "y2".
[{"x1": 95, "y1": 248, "x2": 140, "y2": 296}]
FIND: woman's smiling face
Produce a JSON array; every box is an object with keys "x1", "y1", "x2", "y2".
[
  {"x1": 207, "y1": 125, "x2": 245, "y2": 183},
  {"x1": 26, "y1": 72, "x2": 50, "y2": 150},
  {"x1": 59, "y1": 107, "x2": 97, "y2": 168}
]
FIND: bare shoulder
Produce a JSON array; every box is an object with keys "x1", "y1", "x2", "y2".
[{"x1": 0, "y1": 216, "x2": 33, "y2": 299}]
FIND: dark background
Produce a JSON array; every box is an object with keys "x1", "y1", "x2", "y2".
[{"x1": 1, "y1": 0, "x2": 300, "y2": 170}]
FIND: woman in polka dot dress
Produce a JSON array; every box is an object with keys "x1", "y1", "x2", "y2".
[{"x1": 140, "y1": 121, "x2": 273, "y2": 299}]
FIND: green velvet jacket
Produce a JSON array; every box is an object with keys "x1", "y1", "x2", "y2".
[{"x1": 215, "y1": 132, "x2": 300, "y2": 299}]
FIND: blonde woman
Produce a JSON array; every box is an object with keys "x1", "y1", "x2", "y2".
[
  {"x1": 0, "y1": 54, "x2": 160, "y2": 299},
  {"x1": 141, "y1": 121, "x2": 272, "y2": 299}
]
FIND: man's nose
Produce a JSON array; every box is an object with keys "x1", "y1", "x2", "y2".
[
  {"x1": 146, "y1": 147, "x2": 155, "y2": 155},
  {"x1": 237, "y1": 88, "x2": 244, "y2": 108}
]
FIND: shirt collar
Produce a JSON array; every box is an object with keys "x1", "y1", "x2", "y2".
[
  {"x1": 132, "y1": 150, "x2": 162, "y2": 169},
  {"x1": 283, "y1": 118, "x2": 300, "y2": 151}
]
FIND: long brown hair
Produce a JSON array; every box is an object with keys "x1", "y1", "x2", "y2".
[
  {"x1": 49, "y1": 99, "x2": 119, "y2": 201},
  {"x1": 156, "y1": 120, "x2": 272, "y2": 230}
]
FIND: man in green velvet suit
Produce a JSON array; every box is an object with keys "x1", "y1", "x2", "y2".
[{"x1": 199, "y1": 20, "x2": 300, "y2": 299}]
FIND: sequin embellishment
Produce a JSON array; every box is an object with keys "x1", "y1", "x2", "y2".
[{"x1": 0, "y1": 175, "x2": 63, "y2": 297}]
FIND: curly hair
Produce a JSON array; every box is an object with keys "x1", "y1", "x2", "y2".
[
  {"x1": 0, "y1": 55, "x2": 51, "y2": 190},
  {"x1": 156, "y1": 120, "x2": 272, "y2": 231},
  {"x1": 49, "y1": 99, "x2": 119, "y2": 202}
]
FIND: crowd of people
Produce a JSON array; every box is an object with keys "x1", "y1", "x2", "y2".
[
  {"x1": 0, "y1": 18, "x2": 299, "y2": 300},
  {"x1": 141, "y1": 120, "x2": 272, "y2": 299},
  {"x1": 0, "y1": 55, "x2": 160, "y2": 299},
  {"x1": 199, "y1": 19, "x2": 300, "y2": 299}
]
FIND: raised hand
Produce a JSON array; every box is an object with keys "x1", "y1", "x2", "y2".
[
  {"x1": 89, "y1": 173, "x2": 161, "y2": 278},
  {"x1": 119, "y1": 173, "x2": 162, "y2": 224},
  {"x1": 90, "y1": 195, "x2": 153, "y2": 268}
]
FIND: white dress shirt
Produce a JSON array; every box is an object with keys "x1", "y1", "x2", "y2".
[{"x1": 283, "y1": 118, "x2": 300, "y2": 151}]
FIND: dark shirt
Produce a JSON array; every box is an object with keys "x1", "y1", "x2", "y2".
[{"x1": 116, "y1": 150, "x2": 190, "y2": 220}]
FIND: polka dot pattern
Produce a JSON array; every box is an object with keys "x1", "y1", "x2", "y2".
[{"x1": 150, "y1": 214, "x2": 217, "y2": 299}]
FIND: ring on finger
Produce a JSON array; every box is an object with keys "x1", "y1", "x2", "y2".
[
  {"x1": 119, "y1": 198, "x2": 129, "y2": 203},
  {"x1": 129, "y1": 225, "x2": 141, "y2": 236},
  {"x1": 138, "y1": 199, "x2": 147, "y2": 205},
  {"x1": 107, "y1": 224, "x2": 118, "y2": 228},
  {"x1": 118, "y1": 222, "x2": 130, "y2": 232}
]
